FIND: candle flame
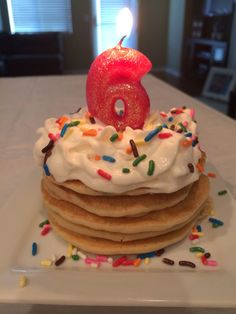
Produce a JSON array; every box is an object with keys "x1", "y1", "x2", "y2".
[{"x1": 116, "y1": 7, "x2": 133, "y2": 39}]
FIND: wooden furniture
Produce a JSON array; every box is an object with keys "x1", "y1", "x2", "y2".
[
  {"x1": 186, "y1": 38, "x2": 228, "y2": 79},
  {"x1": 0, "y1": 32, "x2": 64, "y2": 76},
  {"x1": 228, "y1": 89, "x2": 236, "y2": 119},
  {"x1": 182, "y1": 0, "x2": 234, "y2": 80}
]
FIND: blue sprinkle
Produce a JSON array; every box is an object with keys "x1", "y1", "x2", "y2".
[
  {"x1": 192, "y1": 139, "x2": 197, "y2": 147},
  {"x1": 102, "y1": 155, "x2": 116, "y2": 163},
  {"x1": 138, "y1": 251, "x2": 157, "y2": 259},
  {"x1": 196, "y1": 225, "x2": 202, "y2": 232},
  {"x1": 32, "y1": 242, "x2": 37, "y2": 256},
  {"x1": 185, "y1": 132, "x2": 192, "y2": 137},
  {"x1": 60, "y1": 123, "x2": 69, "y2": 137},
  {"x1": 144, "y1": 126, "x2": 162, "y2": 142},
  {"x1": 162, "y1": 123, "x2": 168, "y2": 128},
  {"x1": 139, "y1": 252, "x2": 156, "y2": 259},
  {"x1": 208, "y1": 217, "x2": 224, "y2": 226},
  {"x1": 43, "y1": 164, "x2": 51, "y2": 176},
  {"x1": 168, "y1": 116, "x2": 173, "y2": 122}
]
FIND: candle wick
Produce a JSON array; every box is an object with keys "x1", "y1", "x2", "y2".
[{"x1": 118, "y1": 35, "x2": 127, "y2": 47}]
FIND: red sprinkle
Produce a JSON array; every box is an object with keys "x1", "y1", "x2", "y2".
[
  {"x1": 189, "y1": 234, "x2": 199, "y2": 241},
  {"x1": 207, "y1": 172, "x2": 216, "y2": 178},
  {"x1": 97, "y1": 169, "x2": 112, "y2": 181},
  {"x1": 160, "y1": 112, "x2": 167, "y2": 118},
  {"x1": 112, "y1": 256, "x2": 127, "y2": 267},
  {"x1": 171, "y1": 108, "x2": 183, "y2": 114},
  {"x1": 41, "y1": 224, "x2": 51, "y2": 236},
  {"x1": 158, "y1": 133, "x2": 173, "y2": 139},
  {"x1": 122, "y1": 259, "x2": 135, "y2": 266},
  {"x1": 201, "y1": 255, "x2": 208, "y2": 265},
  {"x1": 48, "y1": 133, "x2": 60, "y2": 141}
]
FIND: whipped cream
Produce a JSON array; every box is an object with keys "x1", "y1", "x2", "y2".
[{"x1": 34, "y1": 107, "x2": 202, "y2": 194}]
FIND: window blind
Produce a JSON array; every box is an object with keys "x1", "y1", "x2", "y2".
[
  {"x1": 94, "y1": 0, "x2": 137, "y2": 55},
  {"x1": 7, "y1": 0, "x2": 72, "y2": 33}
]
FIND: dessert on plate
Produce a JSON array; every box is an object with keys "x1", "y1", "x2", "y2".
[
  {"x1": 34, "y1": 38, "x2": 211, "y2": 255},
  {"x1": 34, "y1": 107, "x2": 211, "y2": 255}
]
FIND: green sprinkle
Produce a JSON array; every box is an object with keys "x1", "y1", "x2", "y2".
[
  {"x1": 122, "y1": 168, "x2": 130, "y2": 173},
  {"x1": 110, "y1": 133, "x2": 119, "y2": 142},
  {"x1": 218, "y1": 190, "x2": 227, "y2": 196},
  {"x1": 39, "y1": 219, "x2": 49, "y2": 228},
  {"x1": 212, "y1": 223, "x2": 221, "y2": 228},
  {"x1": 132, "y1": 154, "x2": 147, "y2": 167},
  {"x1": 147, "y1": 160, "x2": 155, "y2": 176},
  {"x1": 71, "y1": 255, "x2": 80, "y2": 261},
  {"x1": 189, "y1": 246, "x2": 205, "y2": 253},
  {"x1": 178, "y1": 122, "x2": 187, "y2": 132},
  {"x1": 68, "y1": 121, "x2": 80, "y2": 127}
]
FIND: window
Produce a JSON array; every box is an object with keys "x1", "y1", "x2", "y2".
[
  {"x1": 92, "y1": 0, "x2": 138, "y2": 57},
  {"x1": 7, "y1": 0, "x2": 72, "y2": 34}
]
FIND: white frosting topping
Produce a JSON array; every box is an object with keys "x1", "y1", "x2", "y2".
[{"x1": 34, "y1": 107, "x2": 202, "y2": 194}]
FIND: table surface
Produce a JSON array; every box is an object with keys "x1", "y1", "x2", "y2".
[{"x1": 0, "y1": 74, "x2": 236, "y2": 313}]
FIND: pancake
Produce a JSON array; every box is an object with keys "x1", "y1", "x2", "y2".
[
  {"x1": 46, "y1": 175, "x2": 179, "y2": 196},
  {"x1": 48, "y1": 211, "x2": 204, "y2": 255},
  {"x1": 47, "y1": 198, "x2": 212, "y2": 242},
  {"x1": 43, "y1": 175, "x2": 192, "y2": 217},
  {"x1": 42, "y1": 175, "x2": 210, "y2": 234}
]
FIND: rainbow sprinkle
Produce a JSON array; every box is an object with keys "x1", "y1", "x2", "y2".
[
  {"x1": 147, "y1": 160, "x2": 155, "y2": 176},
  {"x1": 144, "y1": 126, "x2": 162, "y2": 142},
  {"x1": 97, "y1": 169, "x2": 112, "y2": 180},
  {"x1": 158, "y1": 132, "x2": 172, "y2": 139},
  {"x1": 43, "y1": 164, "x2": 50, "y2": 176},
  {"x1": 83, "y1": 129, "x2": 97, "y2": 136},
  {"x1": 102, "y1": 155, "x2": 116, "y2": 163},
  {"x1": 122, "y1": 168, "x2": 130, "y2": 173},
  {"x1": 133, "y1": 154, "x2": 147, "y2": 167},
  {"x1": 110, "y1": 133, "x2": 119, "y2": 142},
  {"x1": 60, "y1": 123, "x2": 69, "y2": 137}
]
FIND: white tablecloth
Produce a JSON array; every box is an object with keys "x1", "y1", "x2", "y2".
[{"x1": 0, "y1": 74, "x2": 236, "y2": 313}]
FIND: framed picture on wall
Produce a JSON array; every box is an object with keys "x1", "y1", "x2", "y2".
[{"x1": 202, "y1": 67, "x2": 236, "y2": 102}]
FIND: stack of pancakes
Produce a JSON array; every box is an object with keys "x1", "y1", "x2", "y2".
[{"x1": 42, "y1": 163, "x2": 211, "y2": 255}]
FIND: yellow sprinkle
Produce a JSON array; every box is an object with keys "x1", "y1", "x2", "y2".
[
  {"x1": 144, "y1": 257, "x2": 150, "y2": 265},
  {"x1": 67, "y1": 243, "x2": 73, "y2": 258},
  {"x1": 133, "y1": 258, "x2": 142, "y2": 267},
  {"x1": 146, "y1": 123, "x2": 154, "y2": 130},
  {"x1": 63, "y1": 128, "x2": 73, "y2": 140},
  {"x1": 79, "y1": 126, "x2": 88, "y2": 132},
  {"x1": 210, "y1": 210, "x2": 215, "y2": 216},
  {"x1": 19, "y1": 275, "x2": 27, "y2": 288},
  {"x1": 40, "y1": 259, "x2": 52, "y2": 267},
  {"x1": 135, "y1": 139, "x2": 146, "y2": 146},
  {"x1": 192, "y1": 232, "x2": 205, "y2": 237},
  {"x1": 78, "y1": 119, "x2": 86, "y2": 125},
  {"x1": 195, "y1": 252, "x2": 204, "y2": 258}
]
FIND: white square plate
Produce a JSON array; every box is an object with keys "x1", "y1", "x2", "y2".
[{"x1": 0, "y1": 164, "x2": 236, "y2": 307}]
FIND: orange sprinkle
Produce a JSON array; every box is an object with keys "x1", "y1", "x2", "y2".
[
  {"x1": 83, "y1": 129, "x2": 97, "y2": 137},
  {"x1": 85, "y1": 111, "x2": 91, "y2": 118},
  {"x1": 133, "y1": 258, "x2": 142, "y2": 267},
  {"x1": 57, "y1": 116, "x2": 69, "y2": 128},
  {"x1": 181, "y1": 139, "x2": 192, "y2": 147},
  {"x1": 196, "y1": 163, "x2": 204, "y2": 173},
  {"x1": 207, "y1": 172, "x2": 216, "y2": 178},
  {"x1": 126, "y1": 146, "x2": 132, "y2": 154},
  {"x1": 118, "y1": 133, "x2": 123, "y2": 141},
  {"x1": 95, "y1": 155, "x2": 101, "y2": 161}
]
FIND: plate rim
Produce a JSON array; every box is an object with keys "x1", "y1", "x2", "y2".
[{"x1": 0, "y1": 169, "x2": 236, "y2": 307}]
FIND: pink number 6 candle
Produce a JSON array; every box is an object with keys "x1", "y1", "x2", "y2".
[{"x1": 86, "y1": 37, "x2": 152, "y2": 131}]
